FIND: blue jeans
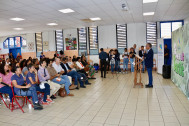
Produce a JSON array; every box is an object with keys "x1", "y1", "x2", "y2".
[
  {"x1": 52, "y1": 75, "x2": 71, "y2": 94},
  {"x1": 35, "y1": 83, "x2": 50, "y2": 102},
  {"x1": 111, "y1": 64, "x2": 114, "y2": 72},
  {"x1": 115, "y1": 61, "x2": 121, "y2": 72},
  {"x1": 67, "y1": 71, "x2": 84, "y2": 87},
  {"x1": 78, "y1": 72, "x2": 89, "y2": 84},
  {"x1": 123, "y1": 58, "x2": 129, "y2": 71},
  {"x1": 147, "y1": 67, "x2": 153, "y2": 86},
  {"x1": 0, "y1": 86, "x2": 13, "y2": 102},
  {"x1": 16, "y1": 86, "x2": 38, "y2": 103},
  {"x1": 130, "y1": 58, "x2": 135, "y2": 72},
  {"x1": 142, "y1": 60, "x2": 145, "y2": 72}
]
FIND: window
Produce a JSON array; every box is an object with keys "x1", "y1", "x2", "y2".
[
  {"x1": 55, "y1": 30, "x2": 64, "y2": 51},
  {"x1": 35, "y1": 32, "x2": 43, "y2": 57},
  {"x1": 146, "y1": 22, "x2": 157, "y2": 46},
  {"x1": 116, "y1": 24, "x2": 127, "y2": 52},
  {"x1": 88, "y1": 26, "x2": 98, "y2": 55},
  {"x1": 78, "y1": 28, "x2": 87, "y2": 56},
  {"x1": 160, "y1": 20, "x2": 183, "y2": 38}
]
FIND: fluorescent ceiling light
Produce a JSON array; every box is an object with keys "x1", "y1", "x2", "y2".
[
  {"x1": 90, "y1": 17, "x2": 101, "y2": 21},
  {"x1": 143, "y1": 0, "x2": 158, "y2": 3},
  {"x1": 10, "y1": 17, "x2": 25, "y2": 21},
  {"x1": 13, "y1": 28, "x2": 23, "y2": 30},
  {"x1": 143, "y1": 12, "x2": 155, "y2": 16},
  {"x1": 59, "y1": 8, "x2": 75, "y2": 13},
  {"x1": 47, "y1": 23, "x2": 58, "y2": 26}
]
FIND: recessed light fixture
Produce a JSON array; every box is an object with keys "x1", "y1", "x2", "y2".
[
  {"x1": 13, "y1": 28, "x2": 23, "y2": 30},
  {"x1": 143, "y1": 12, "x2": 155, "y2": 16},
  {"x1": 90, "y1": 17, "x2": 101, "y2": 21},
  {"x1": 47, "y1": 23, "x2": 58, "y2": 26},
  {"x1": 59, "y1": 8, "x2": 75, "y2": 13},
  {"x1": 143, "y1": 0, "x2": 158, "y2": 3},
  {"x1": 10, "y1": 17, "x2": 25, "y2": 21}
]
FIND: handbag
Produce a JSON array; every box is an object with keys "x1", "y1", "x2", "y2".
[{"x1": 58, "y1": 87, "x2": 67, "y2": 97}]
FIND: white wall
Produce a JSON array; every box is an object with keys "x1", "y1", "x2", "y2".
[
  {"x1": 184, "y1": 16, "x2": 189, "y2": 24},
  {"x1": 98, "y1": 25, "x2": 116, "y2": 49},
  {"x1": 42, "y1": 31, "x2": 56, "y2": 51},
  {"x1": 127, "y1": 23, "x2": 146, "y2": 48}
]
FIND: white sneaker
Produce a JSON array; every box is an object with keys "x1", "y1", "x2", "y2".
[
  {"x1": 116, "y1": 72, "x2": 118, "y2": 74},
  {"x1": 122, "y1": 72, "x2": 125, "y2": 74},
  {"x1": 126, "y1": 71, "x2": 128, "y2": 74}
]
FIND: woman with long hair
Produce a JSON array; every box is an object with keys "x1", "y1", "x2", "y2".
[
  {"x1": 0, "y1": 63, "x2": 13, "y2": 103},
  {"x1": 114, "y1": 49, "x2": 121, "y2": 73}
]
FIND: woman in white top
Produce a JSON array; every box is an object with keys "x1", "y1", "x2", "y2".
[{"x1": 122, "y1": 48, "x2": 129, "y2": 73}]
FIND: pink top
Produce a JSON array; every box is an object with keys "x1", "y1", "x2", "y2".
[{"x1": 0, "y1": 72, "x2": 13, "y2": 88}]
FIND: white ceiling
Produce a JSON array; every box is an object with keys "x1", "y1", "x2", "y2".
[{"x1": 0, "y1": 0, "x2": 189, "y2": 36}]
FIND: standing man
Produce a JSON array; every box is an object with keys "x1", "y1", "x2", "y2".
[
  {"x1": 99, "y1": 48, "x2": 108, "y2": 78},
  {"x1": 139, "y1": 46, "x2": 145, "y2": 73},
  {"x1": 144, "y1": 43, "x2": 154, "y2": 88},
  {"x1": 164, "y1": 44, "x2": 169, "y2": 65}
]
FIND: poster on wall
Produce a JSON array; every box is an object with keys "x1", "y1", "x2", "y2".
[
  {"x1": 157, "y1": 38, "x2": 164, "y2": 74},
  {"x1": 15, "y1": 37, "x2": 21, "y2": 47},
  {"x1": 22, "y1": 38, "x2": 27, "y2": 47},
  {"x1": 171, "y1": 23, "x2": 189, "y2": 98},
  {"x1": 65, "y1": 38, "x2": 77, "y2": 50},
  {"x1": 9, "y1": 37, "x2": 14, "y2": 48}
]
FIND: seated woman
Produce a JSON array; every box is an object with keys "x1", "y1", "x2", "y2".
[
  {"x1": 22, "y1": 59, "x2": 32, "y2": 77},
  {"x1": 81, "y1": 55, "x2": 96, "y2": 79},
  {"x1": 11, "y1": 66, "x2": 43, "y2": 110},
  {"x1": 0, "y1": 63, "x2": 13, "y2": 103},
  {"x1": 26, "y1": 63, "x2": 52, "y2": 105}
]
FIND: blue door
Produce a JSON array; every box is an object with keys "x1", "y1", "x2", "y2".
[{"x1": 9, "y1": 48, "x2": 21, "y2": 59}]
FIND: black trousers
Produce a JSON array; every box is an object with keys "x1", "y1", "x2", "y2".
[{"x1": 100, "y1": 59, "x2": 107, "y2": 77}]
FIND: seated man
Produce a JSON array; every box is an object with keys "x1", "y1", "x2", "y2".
[
  {"x1": 38, "y1": 59, "x2": 61, "y2": 99},
  {"x1": 60, "y1": 58, "x2": 86, "y2": 89},
  {"x1": 71, "y1": 58, "x2": 91, "y2": 85},
  {"x1": 46, "y1": 58, "x2": 75, "y2": 96},
  {"x1": 11, "y1": 66, "x2": 43, "y2": 110},
  {"x1": 76, "y1": 57, "x2": 89, "y2": 77},
  {"x1": 26, "y1": 63, "x2": 53, "y2": 105}
]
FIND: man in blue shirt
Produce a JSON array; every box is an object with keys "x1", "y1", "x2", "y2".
[
  {"x1": 144, "y1": 43, "x2": 154, "y2": 88},
  {"x1": 99, "y1": 48, "x2": 108, "y2": 78}
]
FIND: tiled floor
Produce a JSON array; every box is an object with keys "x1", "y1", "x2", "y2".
[{"x1": 1, "y1": 72, "x2": 189, "y2": 126}]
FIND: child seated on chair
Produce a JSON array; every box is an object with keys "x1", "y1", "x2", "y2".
[{"x1": 11, "y1": 66, "x2": 43, "y2": 110}]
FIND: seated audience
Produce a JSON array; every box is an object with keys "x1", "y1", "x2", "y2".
[
  {"x1": 60, "y1": 58, "x2": 86, "y2": 89},
  {"x1": 0, "y1": 63, "x2": 13, "y2": 103},
  {"x1": 16, "y1": 53, "x2": 22, "y2": 60},
  {"x1": 11, "y1": 66, "x2": 43, "y2": 110},
  {"x1": 46, "y1": 59, "x2": 75, "y2": 96},
  {"x1": 26, "y1": 63, "x2": 52, "y2": 105},
  {"x1": 38, "y1": 59, "x2": 61, "y2": 98},
  {"x1": 76, "y1": 57, "x2": 89, "y2": 77},
  {"x1": 59, "y1": 50, "x2": 64, "y2": 58}
]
